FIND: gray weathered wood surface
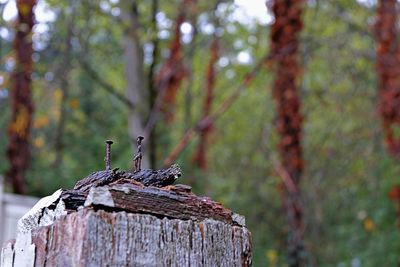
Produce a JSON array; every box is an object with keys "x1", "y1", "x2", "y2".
[{"x1": 31, "y1": 209, "x2": 252, "y2": 266}]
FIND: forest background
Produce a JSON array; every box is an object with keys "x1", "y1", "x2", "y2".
[{"x1": 0, "y1": 0, "x2": 399, "y2": 266}]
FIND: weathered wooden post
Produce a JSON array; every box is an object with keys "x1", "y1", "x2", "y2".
[
  {"x1": 1, "y1": 183, "x2": 251, "y2": 266},
  {"x1": 1, "y1": 141, "x2": 252, "y2": 266}
]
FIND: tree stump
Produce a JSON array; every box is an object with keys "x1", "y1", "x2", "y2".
[{"x1": 1, "y1": 182, "x2": 252, "y2": 266}]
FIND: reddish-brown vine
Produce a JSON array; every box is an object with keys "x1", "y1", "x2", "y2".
[
  {"x1": 375, "y1": 0, "x2": 400, "y2": 155},
  {"x1": 375, "y1": 0, "x2": 400, "y2": 228},
  {"x1": 389, "y1": 185, "x2": 400, "y2": 227},
  {"x1": 193, "y1": 38, "x2": 219, "y2": 169},
  {"x1": 156, "y1": 0, "x2": 192, "y2": 122},
  {"x1": 270, "y1": 0, "x2": 305, "y2": 266}
]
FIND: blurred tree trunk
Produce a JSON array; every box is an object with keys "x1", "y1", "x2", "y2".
[
  {"x1": 270, "y1": 0, "x2": 305, "y2": 266},
  {"x1": 120, "y1": 0, "x2": 149, "y2": 168},
  {"x1": 6, "y1": 0, "x2": 37, "y2": 194}
]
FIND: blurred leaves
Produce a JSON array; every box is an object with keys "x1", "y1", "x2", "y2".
[{"x1": 0, "y1": 0, "x2": 399, "y2": 266}]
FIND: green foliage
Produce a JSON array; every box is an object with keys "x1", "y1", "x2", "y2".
[{"x1": 0, "y1": 0, "x2": 399, "y2": 266}]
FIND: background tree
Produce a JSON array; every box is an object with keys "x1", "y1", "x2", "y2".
[
  {"x1": 1, "y1": 0, "x2": 400, "y2": 266},
  {"x1": 375, "y1": 2, "x2": 400, "y2": 252},
  {"x1": 6, "y1": 0, "x2": 36, "y2": 194},
  {"x1": 269, "y1": 0, "x2": 305, "y2": 265}
]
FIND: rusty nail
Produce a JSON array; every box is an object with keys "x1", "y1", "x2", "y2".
[
  {"x1": 105, "y1": 140, "x2": 113, "y2": 171},
  {"x1": 133, "y1": 136, "x2": 144, "y2": 172}
]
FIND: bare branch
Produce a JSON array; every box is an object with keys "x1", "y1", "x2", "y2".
[
  {"x1": 79, "y1": 59, "x2": 135, "y2": 108},
  {"x1": 163, "y1": 54, "x2": 270, "y2": 166}
]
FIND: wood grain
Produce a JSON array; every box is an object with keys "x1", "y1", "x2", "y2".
[{"x1": 31, "y1": 209, "x2": 252, "y2": 267}]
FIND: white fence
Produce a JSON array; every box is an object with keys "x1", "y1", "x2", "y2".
[{"x1": 0, "y1": 176, "x2": 38, "y2": 245}]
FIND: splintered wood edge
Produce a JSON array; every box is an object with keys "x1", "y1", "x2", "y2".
[{"x1": 17, "y1": 189, "x2": 67, "y2": 234}]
